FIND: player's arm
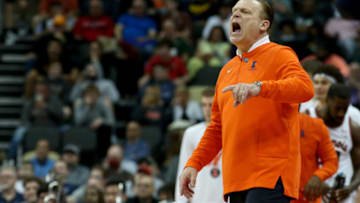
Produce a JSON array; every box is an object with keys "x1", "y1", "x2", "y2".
[
  {"x1": 334, "y1": 120, "x2": 360, "y2": 201},
  {"x1": 304, "y1": 122, "x2": 338, "y2": 201},
  {"x1": 175, "y1": 129, "x2": 196, "y2": 202}
]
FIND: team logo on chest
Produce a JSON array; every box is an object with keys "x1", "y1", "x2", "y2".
[
  {"x1": 210, "y1": 167, "x2": 220, "y2": 178},
  {"x1": 249, "y1": 61, "x2": 257, "y2": 70}
]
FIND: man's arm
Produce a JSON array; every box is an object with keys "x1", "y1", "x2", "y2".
[
  {"x1": 334, "y1": 120, "x2": 360, "y2": 201},
  {"x1": 260, "y1": 47, "x2": 314, "y2": 103}
]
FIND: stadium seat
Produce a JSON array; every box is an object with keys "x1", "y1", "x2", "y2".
[{"x1": 24, "y1": 126, "x2": 61, "y2": 152}]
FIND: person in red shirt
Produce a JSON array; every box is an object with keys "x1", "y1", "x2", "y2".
[
  {"x1": 138, "y1": 40, "x2": 188, "y2": 87},
  {"x1": 73, "y1": 0, "x2": 114, "y2": 42},
  {"x1": 179, "y1": 0, "x2": 314, "y2": 202},
  {"x1": 293, "y1": 113, "x2": 338, "y2": 203}
]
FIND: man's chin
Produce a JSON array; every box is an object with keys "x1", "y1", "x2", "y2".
[{"x1": 230, "y1": 36, "x2": 243, "y2": 45}]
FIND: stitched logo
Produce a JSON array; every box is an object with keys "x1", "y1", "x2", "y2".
[
  {"x1": 300, "y1": 130, "x2": 305, "y2": 138},
  {"x1": 251, "y1": 61, "x2": 257, "y2": 69}
]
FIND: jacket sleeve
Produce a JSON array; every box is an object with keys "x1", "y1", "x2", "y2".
[
  {"x1": 260, "y1": 47, "x2": 314, "y2": 103},
  {"x1": 313, "y1": 121, "x2": 338, "y2": 181},
  {"x1": 185, "y1": 81, "x2": 222, "y2": 171}
]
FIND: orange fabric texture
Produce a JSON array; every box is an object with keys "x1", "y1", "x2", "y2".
[
  {"x1": 185, "y1": 42, "x2": 314, "y2": 199},
  {"x1": 292, "y1": 114, "x2": 338, "y2": 203}
]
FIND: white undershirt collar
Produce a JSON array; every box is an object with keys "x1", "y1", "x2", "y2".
[{"x1": 236, "y1": 35, "x2": 270, "y2": 58}]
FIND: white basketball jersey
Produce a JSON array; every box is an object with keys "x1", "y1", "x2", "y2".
[{"x1": 307, "y1": 107, "x2": 354, "y2": 187}]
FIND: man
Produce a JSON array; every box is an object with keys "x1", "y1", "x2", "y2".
[
  {"x1": 175, "y1": 87, "x2": 224, "y2": 203},
  {"x1": 104, "y1": 144, "x2": 137, "y2": 177},
  {"x1": 123, "y1": 121, "x2": 150, "y2": 162},
  {"x1": 62, "y1": 144, "x2": 89, "y2": 191},
  {"x1": 30, "y1": 139, "x2": 56, "y2": 178},
  {"x1": 305, "y1": 84, "x2": 360, "y2": 203},
  {"x1": 0, "y1": 166, "x2": 24, "y2": 203},
  {"x1": 292, "y1": 113, "x2": 338, "y2": 203},
  {"x1": 179, "y1": 0, "x2": 314, "y2": 202},
  {"x1": 126, "y1": 173, "x2": 158, "y2": 203},
  {"x1": 23, "y1": 177, "x2": 44, "y2": 203},
  {"x1": 104, "y1": 178, "x2": 127, "y2": 203}
]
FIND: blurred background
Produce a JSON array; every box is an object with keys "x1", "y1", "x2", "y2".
[{"x1": 0, "y1": 0, "x2": 359, "y2": 202}]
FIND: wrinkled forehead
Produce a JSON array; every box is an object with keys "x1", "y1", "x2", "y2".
[{"x1": 232, "y1": 0, "x2": 262, "y2": 13}]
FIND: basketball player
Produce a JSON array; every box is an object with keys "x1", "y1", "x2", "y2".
[
  {"x1": 175, "y1": 87, "x2": 225, "y2": 203},
  {"x1": 306, "y1": 84, "x2": 360, "y2": 203}
]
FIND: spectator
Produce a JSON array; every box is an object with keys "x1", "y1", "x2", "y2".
[
  {"x1": 137, "y1": 159, "x2": 164, "y2": 198},
  {"x1": 132, "y1": 85, "x2": 171, "y2": 129},
  {"x1": 62, "y1": 144, "x2": 90, "y2": 191},
  {"x1": 52, "y1": 160, "x2": 80, "y2": 196},
  {"x1": 73, "y1": 0, "x2": 114, "y2": 42},
  {"x1": 0, "y1": 166, "x2": 24, "y2": 202},
  {"x1": 139, "y1": 40, "x2": 188, "y2": 87},
  {"x1": 103, "y1": 144, "x2": 137, "y2": 177},
  {"x1": 202, "y1": 1, "x2": 232, "y2": 41},
  {"x1": 8, "y1": 80, "x2": 63, "y2": 161},
  {"x1": 116, "y1": 0, "x2": 157, "y2": 53},
  {"x1": 172, "y1": 86, "x2": 203, "y2": 124},
  {"x1": 84, "y1": 185, "x2": 105, "y2": 203},
  {"x1": 38, "y1": 0, "x2": 78, "y2": 17},
  {"x1": 188, "y1": 26, "x2": 231, "y2": 80},
  {"x1": 70, "y1": 63, "x2": 120, "y2": 104},
  {"x1": 29, "y1": 139, "x2": 56, "y2": 178},
  {"x1": 69, "y1": 166, "x2": 105, "y2": 203},
  {"x1": 126, "y1": 173, "x2": 158, "y2": 203},
  {"x1": 15, "y1": 161, "x2": 34, "y2": 194},
  {"x1": 73, "y1": 85, "x2": 115, "y2": 159},
  {"x1": 138, "y1": 65, "x2": 175, "y2": 106},
  {"x1": 23, "y1": 177, "x2": 44, "y2": 203},
  {"x1": 45, "y1": 62, "x2": 71, "y2": 103},
  {"x1": 157, "y1": 184, "x2": 174, "y2": 202},
  {"x1": 123, "y1": 121, "x2": 150, "y2": 162},
  {"x1": 104, "y1": 178, "x2": 127, "y2": 203}
]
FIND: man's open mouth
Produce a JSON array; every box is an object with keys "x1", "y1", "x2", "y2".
[{"x1": 232, "y1": 22, "x2": 241, "y2": 33}]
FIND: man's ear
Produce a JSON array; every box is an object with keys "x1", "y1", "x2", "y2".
[{"x1": 259, "y1": 20, "x2": 270, "y2": 32}]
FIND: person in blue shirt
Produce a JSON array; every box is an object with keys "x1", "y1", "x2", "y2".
[
  {"x1": 0, "y1": 166, "x2": 24, "y2": 203},
  {"x1": 116, "y1": 0, "x2": 157, "y2": 53},
  {"x1": 30, "y1": 139, "x2": 56, "y2": 178},
  {"x1": 123, "y1": 121, "x2": 150, "y2": 162}
]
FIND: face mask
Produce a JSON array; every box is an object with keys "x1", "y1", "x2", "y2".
[{"x1": 108, "y1": 158, "x2": 120, "y2": 169}]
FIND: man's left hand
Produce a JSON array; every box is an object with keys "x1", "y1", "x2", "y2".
[
  {"x1": 222, "y1": 83, "x2": 260, "y2": 106},
  {"x1": 334, "y1": 186, "x2": 352, "y2": 202},
  {"x1": 303, "y1": 176, "x2": 329, "y2": 201}
]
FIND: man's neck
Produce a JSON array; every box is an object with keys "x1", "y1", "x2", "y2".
[{"x1": 236, "y1": 33, "x2": 269, "y2": 55}]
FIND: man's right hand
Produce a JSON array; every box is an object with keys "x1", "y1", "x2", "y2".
[
  {"x1": 303, "y1": 175, "x2": 330, "y2": 201},
  {"x1": 179, "y1": 167, "x2": 198, "y2": 199}
]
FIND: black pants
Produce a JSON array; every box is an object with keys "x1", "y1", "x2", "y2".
[{"x1": 228, "y1": 178, "x2": 291, "y2": 203}]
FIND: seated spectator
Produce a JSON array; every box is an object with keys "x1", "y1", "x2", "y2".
[
  {"x1": 45, "y1": 62, "x2": 71, "y2": 103},
  {"x1": 29, "y1": 139, "x2": 56, "y2": 178},
  {"x1": 302, "y1": 38, "x2": 351, "y2": 78},
  {"x1": 62, "y1": 144, "x2": 90, "y2": 192},
  {"x1": 116, "y1": 0, "x2": 157, "y2": 53},
  {"x1": 34, "y1": 1, "x2": 77, "y2": 35},
  {"x1": 137, "y1": 159, "x2": 164, "y2": 197},
  {"x1": 23, "y1": 177, "x2": 44, "y2": 203},
  {"x1": 26, "y1": 38, "x2": 78, "y2": 98},
  {"x1": 0, "y1": 166, "x2": 24, "y2": 202},
  {"x1": 69, "y1": 166, "x2": 105, "y2": 203},
  {"x1": 104, "y1": 178, "x2": 127, "y2": 203},
  {"x1": 157, "y1": 19, "x2": 193, "y2": 62},
  {"x1": 138, "y1": 65, "x2": 175, "y2": 106},
  {"x1": 15, "y1": 161, "x2": 34, "y2": 194},
  {"x1": 171, "y1": 86, "x2": 203, "y2": 124},
  {"x1": 188, "y1": 26, "x2": 231, "y2": 81},
  {"x1": 126, "y1": 172, "x2": 158, "y2": 203},
  {"x1": 70, "y1": 63, "x2": 120, "y2": 104},
  {"x1": 139, "y1": 40, "x2": 188, "y2": 87},
  {"x1": 202, "y1": 1, "x2": 232, "y2": 41},
  {"x1": 132, "y1": 85, "x2": 171, "y2": 129},
  {"x1": 52, "y1": 160, "x2": 80, "y2": 196},
  {"x1": 2, "y1": 0, "x2": 38, "y2": 45},
  {"x1": 73, "y1": 85, "x2": 115, "y2": 159},
  {"x1": 103, "y1": 144, "x2": 137, "y2": 177},
  {"x1": 38, "y1": 0, "x2": 78, "y2": 18},
  {"x1": 73, "y1": 0, "x2": 114, "y2": 42},
  {"x1": 84, "y1": 185, "x2": 105, "y2": 203},
  {"x1": 123, "y1": 121, "x2": 150, "y2": 162},
  {"x1": 8, "y1": 80, "x2": 63, "y2": 160}
]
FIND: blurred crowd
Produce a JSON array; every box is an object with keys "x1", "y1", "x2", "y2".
[{"x1": 1, "y1": 0, "x2": 360, "y2": 202}]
